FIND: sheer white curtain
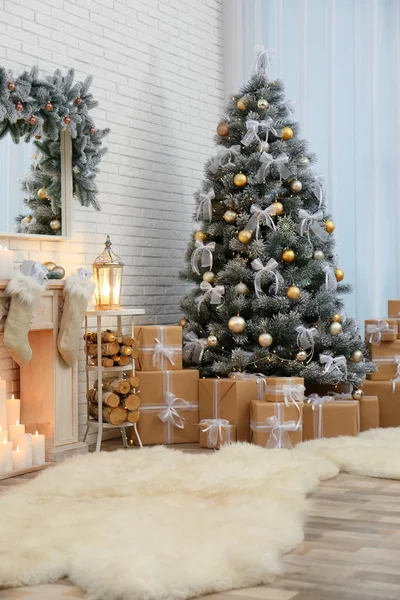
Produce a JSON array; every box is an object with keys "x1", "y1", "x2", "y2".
[
  {"x1": 0, "y1": 138, "x2": 33, "y2": 232},
  {"x1": 224, "y1": 0, "x2": 400, "y2": 326}
]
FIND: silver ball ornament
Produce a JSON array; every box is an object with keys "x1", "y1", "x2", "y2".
[
  {"x1": 298, "y1": 156, "x2": 309, "y2": 165},
  {"x1": 350, "y1": 350, "x2": 364, "y2": 363},
  {"x1": 295, "y1": 350, "x2": 307, "y2": 362},
  {"x1": 258, "y1": 333, "x2": 273, "y2": 348},
  {"x1": 257, "y1": 98, "x2": 269, "y2": 110},
  {"x1": 202, "y1": 271, "x2": 215, "y2": 283},
  {"x1": 352, "y1": 389, "x2": 364, "y2": 400},
  {"x1": 290, "y1": 180, "x2": 303, "y2": 193},
  {"x1": 228, "y1": 315, "x2": 246, "y2": 333},
  {"x1": 235, "y1": 282, "x2": 249, "y2": 295},
  {"x1": 259, "y1": 141, "x2": 270, "y2": 153},
  {"x1": 313, "y1": 250, "x2": 325, "y2": 261},
  {"x1": 207, "y1": 335, "x2": 218, "y2": 347},
  {"x1": 329, "y1": 322, "x2": 343, "y2": 335},
  {"x1": 50, "y1": 219, "x2": 61, "y2": 231},
  {"x1": 50, "y1": 265, "x2": 65, "y2": 279}
]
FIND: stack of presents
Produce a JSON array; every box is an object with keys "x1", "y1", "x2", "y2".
[{"x1": 130, "y1": 321, "x2": 390, "y2": 449}]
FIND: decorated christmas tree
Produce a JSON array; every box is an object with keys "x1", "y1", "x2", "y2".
[{"x1": 180, "y1": 48, "x2": 374, "y2": 391}]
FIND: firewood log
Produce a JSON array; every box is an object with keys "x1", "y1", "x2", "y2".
[
  {"x1": 109, "y1": 379, "x2": 130, "y2": 395},
  {"x1": 122, "y1": 336, "x2": 134, "y2": 346},
  {"x1": 129, "y1": 376, "x2": 141, "y2": 389},
  {"x1": 86, "y1": 342, "x2": 120, "y2": 356},
  {"x1": 120, "y1": 345, "x2": 133, "y2": 356},
  {"x1": 112, "y1": 355, "x2": 131, "y2": 367},
  {"x1": 87, "y1": 388, "x2": 96, "y2": 403},
  {"x1": 89, "y1": 403, "x2": 127, "y2": 425},
  {"x1": 90, "y1": 357, "x2": 114, "y2": 368},
  {"x1": 87, "y1": 390, "x2": 120, "y2": 407},
  {"x1": 127, "y1": 410, "x2": 139, "y2": 423},
  {"x1": 83, "y1": 332, "x2": 97, "y2": 343},
  {"x1": 101, "y1": 331, "x2": 117, "y2": 343},
  {"x1": 123, "y1": 393, "x2": 140, "y2": 411}
]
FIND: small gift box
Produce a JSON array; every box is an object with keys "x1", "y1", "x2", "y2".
[
  {"x1": 388, "y1": 301, "x2": 400, "y2": 338},
  {"x1": 134, "y1": 325, "x2": 183, "y2": 371},
  {"x1": 265, "y1": 376, "x2": 305, "y2": 404},
  {"x1": 303, "y1": 394, "x2": 360, "y2": 441},
  {"x1": 362, "y1": 379, "x2": 400, "y2": 428},
  {"x1": 132, "y1": 369, "x2": 199, "y2": 445},
  {"x1": 358, "y1": 395, "x2": 379, "y2": 431},
  {"x1": 365, "y1": 319, "x2": 398, "y2": 344},
  {"x1": 199, "y1": 419, "x2": 236, "y2": 449},
  {"x1": 368, "y1": 339, "x2": 400, "y2": 360},
  {"x1": 367, "y1": 356, "x2": 400, "y2": 381},
  {"x1": 250, "y1": 400, "x2": 303, "y2": 449}
]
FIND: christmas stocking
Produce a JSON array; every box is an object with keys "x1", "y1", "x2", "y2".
[
  {"x1": 3, "y1": 261, "x2": 48, "y2": 366},
  {"x1": 58, "y1": 269, "x2": 95, "y2": 366}
]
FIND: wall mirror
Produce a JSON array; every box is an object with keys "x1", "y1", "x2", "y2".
[{"x1": 0, "y1": 65, "x2": 109, "y2": 238}]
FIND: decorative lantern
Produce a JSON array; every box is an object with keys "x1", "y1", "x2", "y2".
[{"x1": 92, "y1": 236, "x2": 124, "y2": 310}]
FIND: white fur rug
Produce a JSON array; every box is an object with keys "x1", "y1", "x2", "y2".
[{"x1": 1, "y1": 428, "x2": 400, "y2": 600}]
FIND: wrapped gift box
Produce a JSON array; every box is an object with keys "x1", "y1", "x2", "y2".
[
  {"x1": 303, "y1": 396, "x2": 359, "y2": 441},
  {"x1": 368, "y1": 339, "x2": 400, "y2": 360},
  {"x1": 131, "y1": 369, "x2": 199, "y2": 445},
  {"x1": 365, "y1": 319, "x2": 398, "y2": 344},
  {"x1": 199, "y1": 421, "x2": 236, "y2": 449},
  {"x1": 388, "y1": 301, "x2": 400, "y2": 338},
  {"x1": 359, "y1": 395, "x2": 379, "y2": 431},
  {"x1": 134, "y1": 325, "x2": 182, "y2": 371},
  {"x1": 250, "y1": 400, "x2": 303, "y2": 449},
  {"x1": 264, "y1": 376, "x2": 305, "y2": 404},
  {"x1": 362, "y1": 380, "x2": 400, "y2": 428},
  {"x1": 199, "y1": 376, "x2": 266, "y2": 442},
  {"x1": 367, "y1": 361, "x2": 398, "y2": 381}
]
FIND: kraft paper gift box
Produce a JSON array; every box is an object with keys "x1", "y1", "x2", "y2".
[
  {"x1": 250, "y1": 400, "x2": 303, "y2": 449},
  {"x1": 134, "y1": 325, "x2": 182, "y2": 371},
  {"x1": 199, "y1": 421, "x2": 236, "y2": 449},
  {"x1": 368, "y1": 339, "x2": 400, "y2": 360},
  {"x1": 199, "y1": 376, "x2": 266, "y2": 442},
  {"x1": 264, "y1": 376, "x2": 305, "y2": 404},
  {"x1": 365, "y1": 319, "x2": 398, "y2": 344},
  {"x1": 302, "y1": 395, "x2": 360, "y2": 441},
  {"x1": 362, "y1": 380, "x2": 400, "y2": 428},
  {"x1": 132, "y1": 369, "x2": 199, "y2": 445},
  {"x1": 358, "y1": 395, "x2": 379, "y2": 431},
  {"x1": 388, "y1": 301, "x2": 400, "y2": 338}
]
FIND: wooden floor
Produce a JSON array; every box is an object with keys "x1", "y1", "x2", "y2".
[{"x1": 1, "y1": 441, "x2": 400, "y2": 600}]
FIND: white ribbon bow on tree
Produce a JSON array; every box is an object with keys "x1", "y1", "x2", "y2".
[
  {"x1": 256, "y1": 152, "x2": 292, "y2": 183},
  {"x1": 254, "y1": 45, "x2": 277, "y2": 78},
  {"x1": 366, "y1": 320, "x2": 390, "y2": 345},
  {"x1": 209, "y1": 146, "x2": 241, "y2": 173},
  {"x1": 323, "y1": 264, "x2": 338, "y2": 292},
  {"x1": 158, "y1": 392, "x2": 190, "y2": 429},
  {"x1": 197, "y1": 188, "x2": 215, "y2": 222},
  {"x1": 152, "y1": 338, "x2": 176, "y2": 367},
  {"x1": 247, "y1": 204, "x2": 277, "y2": 238},
  {"x1": 299, "y1": 209, "x2": 329, "y2": 245},
  {"x1": 251, "y1": 258, "x2": 283, "y2": 297},
  {"x1": 182, "y1": 332, "x2": 205, "y2": 364},
  {"x1": 309, "y1": 172, "x2": 325, "y2": 208},
  {"x1": 320, "y1": 354, "x2": 348, "y2": 379},
  {"x1": 241, "y1": 117, "x2": 277, "y2": 147},
  {"x1": 296, "y1": 326, "x2": 319, "y2": 362},
  {"x1": 200, "y1": 418, "x2": 230, "y2": 447},
  {"x1": 191, "y1": 240, "x2": 216, "y2": 275},
  {"x1": 198, "y1": 281, "x2": 225, "y2": 311},
  {"x1": 264, "y1": 416, "x2": 298, "y2": 449}
]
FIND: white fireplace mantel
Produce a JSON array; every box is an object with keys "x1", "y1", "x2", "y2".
[{"x1": 0, "y1": 279, "x2": 88, "y2": 462}]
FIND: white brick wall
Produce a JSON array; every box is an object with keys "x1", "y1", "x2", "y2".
[{"x1": 0, "y1": 0, "x2": 225, "y2": 441}]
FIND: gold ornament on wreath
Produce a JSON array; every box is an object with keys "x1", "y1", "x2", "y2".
[
  {"x1": 43, "y1": 262, "x2": 65, "y2": 280},
  {"x1": 237, "y1": 97, "x2": 246, "y2": 111},
  {"x1": 216, "y1": 122, "x2": 229, "y2": 137},
  {"x1": 257, "y1": 98, "x2": 269, "y2": 110},
  {"x1": 329, "y1": 321, "x2": 342, "y2": 335},
  {"x1": 238, "y1": 229, "x2": 252, "y2": 244},
  {"x1": 178, "y1": 317, "x2": 188, "y2": 327},
  {"x1": 335, "y1": 268, "x2": 344, "y2": 282},
  {"x1": 286, "y1": 286, "x2": 300, "y2": 300},
  {"x1": 207, "y1": 334, "x2": 218, "y2": 347},
  {"x1": 258, "y1": 332, "x2": 273, "y2": 347},
  {"x1": 223, "y1": 210, "x2": 237, "y2": 223},
  {"x1": 281, "y1": 249, "x2": 295, "y2": 263},
  {"x1": 290, "y1": 179, "x2": 302, "y2": 193},
  {"x1": 350, "y1": 350, "x2": 363, "y2": 363},
  {"x1": 50, "y1": 219, "x2": 61, "y2": 231},
  {"x1": 228, "y1": 315, "x2": 246, "y2": 333},
  {"x1": 233, "y1": 172, "x2": 247, "y2": 187},
  {"x1": 37, "y1": 187, "x2": 47, "y2": 200},
  {"x1": 235, "y1": 282, "x2": 249, "y2": 295},
  {"x1": 194, "y1": 230, "x2": 207, "y2": 242},
  {"x1": 202, "y1": 271, "x2": 215, "y2": 283},
  {"x1": 313, "y1": 250, "x2": 324, "y2": 261},
  {"x1": 295, "y1": 350, "x2": 307, "y2": 362},
  {"x1": 281, "y1": 127, "x2": 293, "y2": 141},
  {"x1": 331, "y1": 314, "x2": 341, "y2": 323},
  {"x1": 325, "y1": 220, "x2": 335, "y2": 234},
  {"x1": 352, "y1": 388, "x2": 364, "y2": 400},
  {"x1": 273, "y1": 201, "x2": 284, "y2": 216}
]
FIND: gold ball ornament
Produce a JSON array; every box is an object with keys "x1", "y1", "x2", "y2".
[
  {"x1": 335, "y1": 268, "x2": 344, "y2": 282},
  {"x1": 281, "y1": 126, "x2": 293, "y2": 140},
  {"x1": 228, "y1": 315, "x2": 246, "y2": 333},
  {"x1": 238, "y1": 229, "x2": 252, "y2": 244},
  {"x1": 257, "y1": 98, "x2": 269, "y2": 110},
  {"x1": 223, "y1": 210, "x2": 237, "y2": 223},
  {"x1": 325, "y1": 220, "x2": 335, "y2": 234},
  {"x1": 50, "y1": 265, "x2": 65, "y2": 279},
  {"x1": 235, "y1": 282, "x2": 249, "y2": 295},
  {"x1": 202, "y1": 271, "x2": 215, "y2": 283},
  {"x1": 22, "y1": 215, "x2": 32, "y2": 224},
  {"x1": 178, "y1": 317, "x2": 188, "y2": 327},
  {"x1": 352, "y1": 389, "x2": 364, "y2": 400},
  {"x1": 216, "y1": 122, "x2": 229, "y2": 137},
  {"x1": 43, "y1": 261, "x2": 56, "y2": 271},
  {"x1": 207, "y1": 334, "x2": 218, "y2": 347},
  {"x1": 313, "y1": 250, "x2": 324, "y2": 261},
  {"x1": 49, "y1": 219, "x2": 61, "y2": 231},
  {"x1": 194, "y1": 230, "x2": 207, "y2": 242},
  {"x1": 237, "y1": 97, "x2": 246, "y2": 111},
  {"x1": 350, "y1": 350, "x2": 364, "y2": 363},
  {"x1": 281, "y1": 249, "x2": 295, "y2": 263},
  {"x1": 37, "y1": 187, "x2": 47, "y2": 200},
  {"x1": 273, "y1": 201, "x2": 284, "y2": 216},
  {"x1": 331, "y1": 314, "x2": 341, "y2": 323},
  {"x1": 329, "y1": 322, "x2": 343, "y2": 335},
  {"x1": 258, "y1": 333, "x2": 273, "y2": 348},
  {"x1": 290, "y1": 179, "x2": 302, "y2": 193},
  {"x1": 286, "y1": 286, "x2": 301, "y2": 300},
  {"x1": 233, "y1": 172, "x2": 248, "y2": 187},
  {"x1": 295, "y1": 350, "x2": 307, "y2": 362}
]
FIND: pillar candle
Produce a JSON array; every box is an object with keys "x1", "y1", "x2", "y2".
[
  {"x1": 0, "y1": 425, "x2": 8, "y2": 442},
  {"x1": 12, "y1": 445, "x2": 26, "y2": 471},
  {"x1": 32, "y1": 430, "x2": 45, "y2": 465},
  {"x1": 0, "y1": 379, "x2": 6, "y2": 430},
  {"x1": 0, "y1": 246, "x2": 14, "y2": 279},
  {"x1": 6, "y1": 395, "x2": 20, "y2": 429},
  {"x1": 19, "y1": 433, "x2": 32, "y2": 468},
  {"x1": 0, "y1": 438, "x2": 12, "y2": 473},
  {"x1": 9, "y1": 421, "x2": 25, "y2": 449}
]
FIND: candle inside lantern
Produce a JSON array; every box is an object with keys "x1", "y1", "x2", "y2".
[
  {"x1": 0, "y1": 246, "x2": 14, "y2": 280},
  {"x1": 0, "y1": 437, "x2": 12, "y2": 473},
  {"x1": 0, "y1": 425, "x2": 8, "y2": 442},
  {"x1": 12, "y1": 445, "x2": 26, "y2": 471},
  {"x1": 0, "y1": 379, "x2": 6, "y2": 430},
  {"x1": 32, "y1": 430, "x2": 45, "y2": 465},
  {"x1": 19, "y1": 433, "x2": 32, "y2": 468},
  {"x1": 9, "y1": 420, "x2": 25, "y2": 449},
  {"x1": 6, "y1": 395, "x2": 20, "y2": 430}
]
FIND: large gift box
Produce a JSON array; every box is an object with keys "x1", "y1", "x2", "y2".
[
  {"x1": 199, "y1": 376, "x2": 266, "y2": 443},
  {"x1": 359, "y1": 395, "x2": 379, "y2": 431},
  {"x1": 388, "y1": 301, "x2": 400, "y2": 338},
  {"x1": 199, "y1": 421, "x2": 236, "y2": 449},
  {"x1": 368, "y1": 339, "x2": 400, "y2": 360},
  {"x1": 362, "y1": 380, "x2": 400, "y2": 428},
  {"x1": 134, "y1": 325, "x2": 183, "y2": 371},
  {"x1": 365, "y1": 319, "x2": 398, "y2": 344},
  {"x1": 250, "y1": 400, "x2": 303, "y2": 449},
  {"x1": 132, "y1": 369, "x2": 199, "y2": 445},
  {"x1": 303, "y1": 395, "x2": 360, "y2": 441},
  {"x1": 367, "y1": 360, "x2": 398, "y2": 381},
  {"x1": 265, "y1": 376, "x2": 305, "y2": 404}
]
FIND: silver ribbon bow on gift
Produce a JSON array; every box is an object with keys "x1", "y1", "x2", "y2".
[
  {"x1": 251, "y1": 258, "x2": 284, "y2": 297},
  {"x1": 392, "y1": 355, "x2": 400, "y2": 392},
  {"x1": 309, "y1": 172, "x2": 325, "y2": 208},
  {"x1": 241, "y1": 117, "x2": 277, "y2": 147},
  {"x1": 254, "y1": 45, "x2": 277, "y2": 78},
  {"x1": 264, "y1": 416, "x2": 298, "y2": 449},
  {"x1": 209, "y1": 146, "x2": 241, "y2": 173},
  {"x1": 320, "y1": 353, "x2": 348, "y2": 378},
  {"x1": 282, "y1": 383, "x2": 305, "y2": 419},
  {"x1": 198, "y1": 281, "x2": 225, "y2": 311},
  {"x1": 296, "y1": 326, "x2": 318, "y2": 362},
  {"x1": 191, "y1": 240, "x2": 216, "y2": 275},
  {"x1": 152, "y1": 338, "x2": 176, "y2": 367},
  {"x1": 197, "y1": 188, "x2": 215, "y2": 222},
  {"x1": 306, "y1": 393, "x2": 335, "y2": 439},
  {"x1": 247, "y1": 204, "x2": 277, "y2": 238},
  {"x1": 366, "y1": 320, "x2": 390, "y2": 345},
  {"x1": 158, "y1": 392, "x2": 190, "y2": 429},
  {"x1": 256, "y1": 152, "x2": 292, "y2": 183},
  {"x1": 299, "y1": 209, "x2": 329, "y2": 246},
  {"x1": 199, "y1": 418, "x2": 230, "y2": 447},
  {"x1": 323, "y1": 264, "x2": 338, "y2": 292},
  {"x1": 230, "y1": 372, "x2": 266, "y2": 399},
  {"x1": 182, "y1": 332, "x2": 206, "y2": 364}
]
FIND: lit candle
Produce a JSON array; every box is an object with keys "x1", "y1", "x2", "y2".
[
  {"x1": 9, "y1": 420, "x2": 25, "y2": 449},
  {"x1": 0, "y1": 246, "x2": 14, "y2": 279},
  {"x1": 32, "y1": 431, "x2": 45, "y2": 465},
  {"x1": 0, "y1": 425, "x2": 8, "y2": 442},
  {"x1": 12, "y1": 445, "x2": 26, "y2": 471},
  {"x1": 0, "y1": 437, "x2": 12, "y2": 473},
  {"x1": 19, "y1": 433, "x2": 32, "y2": 468},
  {"x1": 0, "y1": 379, "x2": 6, "y2": 430},
  {"x1": 6, "y1": 395, "x2": 20, "y2": 429}
]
